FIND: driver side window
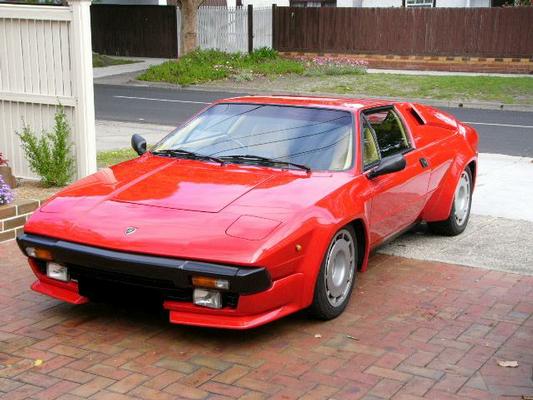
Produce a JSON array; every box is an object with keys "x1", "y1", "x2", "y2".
[{"x1": 365, "y1": 108, "x2": 411, "y2": 158}]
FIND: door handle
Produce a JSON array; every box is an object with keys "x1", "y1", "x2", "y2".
[{"x1": 419, "y1": 158, "x2": 429, "y2": 168}]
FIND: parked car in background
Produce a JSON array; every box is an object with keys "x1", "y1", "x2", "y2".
[{"x1": 17, "y1": 95, "x2": 478, "y2": 329}]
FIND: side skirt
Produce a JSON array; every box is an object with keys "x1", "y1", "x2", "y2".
[{"x1": 368, "y1": 220, "x2": 422, "y2": 256}]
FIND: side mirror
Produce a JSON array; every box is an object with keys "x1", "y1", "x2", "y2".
[
  {"x1": 368, "y1": 153, "x2": 406, "y2": 179},
  {"x1": 131, "y1": 134, "x2": 147, "y2": 156}
]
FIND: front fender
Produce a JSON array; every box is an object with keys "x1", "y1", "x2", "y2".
[{"x1": 254, "y1": 175, "x2": 372, "y2": 309}]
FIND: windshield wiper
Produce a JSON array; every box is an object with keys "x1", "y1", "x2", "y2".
[
  {"x1": 152, "y1": 149, "x2": 224, "y2": 165},
  {"x1": 219, "y1": 154, "x2": 310, "y2": 173}
]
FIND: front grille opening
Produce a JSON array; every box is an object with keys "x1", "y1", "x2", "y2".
[
  {"x1": 68, "y1": 264, "x2": 239, "y2": 309},
  {"x1": 34, "y1": 261, "x2": 240, "y2": 309}
]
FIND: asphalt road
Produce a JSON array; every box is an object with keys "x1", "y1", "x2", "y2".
[{"x1": 94, "y1": 84, "x2": 533, "y2": 157}]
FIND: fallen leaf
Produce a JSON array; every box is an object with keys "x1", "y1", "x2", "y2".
[
  {"x1": 497, "y1": 360, "x2": 519, "y2": 368},
  {"x1": 33, "y1": 359, "x2": 43, "y2": 367},
  {"x1": 314, "y1": 334, "x2": 322, "y2": 338},
  {"x1": 346, "y1": 335, "x2": 359, "y2": 341}
]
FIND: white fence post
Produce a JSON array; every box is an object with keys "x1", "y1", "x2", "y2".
[
  {"x1": 68, "y1": 0, "x2": 97, "y2": 178},
  {"x1": 0, "y1": 3, "x2": 96, "y2": 181}
]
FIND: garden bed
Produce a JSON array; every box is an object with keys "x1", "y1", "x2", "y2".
[{"x1": 137, "y1": 49, "x2": 366, "y2": 86}]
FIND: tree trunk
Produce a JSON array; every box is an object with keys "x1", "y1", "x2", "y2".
[{"x1": 180, "y1": 0, "x2": 200, "y2": 55}]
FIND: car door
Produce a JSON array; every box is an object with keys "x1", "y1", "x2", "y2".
[{"x1": 362, "y1": 107, "x2": 431, "y2": 246}]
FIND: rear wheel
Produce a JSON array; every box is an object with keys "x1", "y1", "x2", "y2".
[
  {"x1": 310, "y1": 227, "x2": 357, "y2": 320},
  {"x1": 428, "y1": 167, "x2": 473, "y2": 236}
]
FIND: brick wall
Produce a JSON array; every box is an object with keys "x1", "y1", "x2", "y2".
[{"x1": 0, "y1": 200, "x2": 41, "y2": 243}]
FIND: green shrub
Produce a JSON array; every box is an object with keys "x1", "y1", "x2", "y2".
[
  {"x1": 246, "y1": 47, "x2": 279, "y2": 62},
  {"x1": 18, "y1": 105, "x2": 75, "y2": 187},
  {"x1": 138, "y1": 48, "x2": 305, "y2": 85}
]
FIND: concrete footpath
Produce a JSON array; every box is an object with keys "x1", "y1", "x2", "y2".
[
  {"x1": 93, "y1": 57, "x2": 168, "y2": 80},
  {"x1": 380, "y1": 154, "x2": 533, "y2": 275},
  {"x1": 95, "y1": 120, "x2": 174, "y2": 151}
]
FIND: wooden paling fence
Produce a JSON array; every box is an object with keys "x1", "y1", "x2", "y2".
[
  {"x1": 91, "y1": 4, "x2": 178, "y2": 58},
  {"x1": 273, "y1": 6, "x2": 533, "y2": 58}
]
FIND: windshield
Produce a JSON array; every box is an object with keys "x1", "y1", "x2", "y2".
[{"x1": 152, "y1": 104, "x2": 354, "y2": 171}]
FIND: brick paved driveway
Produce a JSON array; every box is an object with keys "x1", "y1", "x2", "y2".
[{"x1": 1, "y1": 241, "x2": 532, "y2": 400}]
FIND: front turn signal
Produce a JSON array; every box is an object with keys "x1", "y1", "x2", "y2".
[
  {"x1": 25, "y1": 247, "x2": 53, "y2": 261},
  {"x1": 192, "y1": 276, "x2": 230, "y2": 290}
]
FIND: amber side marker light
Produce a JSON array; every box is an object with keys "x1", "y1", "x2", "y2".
[
  {"x1": 192, "y1": 276, "x2": 230, "y2": 290},
  {"x1": 25, "y1": 247, "x2": 53, "y2": 261}
]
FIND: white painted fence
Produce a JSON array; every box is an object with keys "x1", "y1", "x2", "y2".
[
  {"x1": 0, "y1": 0, "x2": 96, "y2": 180},
  {"x1": 252, "y1": 7, "x2": 272, "y2": 50},
  {"x1": 199, "y1": 6, "x2": 248, "y2": 53},
  {"x1": 177, "y1": 6, "x2": 272, "y2": 54}
]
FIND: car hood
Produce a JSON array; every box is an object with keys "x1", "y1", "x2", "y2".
[{"x1": 75, "y1": 156, "x2": 272, "y2": 213}]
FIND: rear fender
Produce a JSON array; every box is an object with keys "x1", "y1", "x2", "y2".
[{"x1": 422, "y1": 155, "x2": 476, "y2": 222}]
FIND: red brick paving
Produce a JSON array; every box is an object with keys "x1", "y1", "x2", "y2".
[{"x1": 0, "y1": 241, "x2": 532, "y2": 400}]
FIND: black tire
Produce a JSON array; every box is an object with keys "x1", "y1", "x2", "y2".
[
  {"x1": 428, "y1": 167, "x2": 473, "y2": 236},
  {"x1": 310, "y1": 226, "x2": 357, "y2": 320}
]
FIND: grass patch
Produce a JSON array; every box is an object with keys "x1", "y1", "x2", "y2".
[
  {"x1": 97, "y1": 148, "x2": 137, "y2": 168},
  {"x1": 303, "y1": 65, "x2": 367, "y2": 77},
  {"x1": 137, "y1": 49, "x2": 532, "y2": 104},
  {"x1": 138, "y1": 48, "x2": 304, "y2": 85},
  {"x1": 93, "y1": 53, "x2": 138, "y2": 68},
  {"x1": 311, "y1": 74, "x2": 533, "y2": 104}
]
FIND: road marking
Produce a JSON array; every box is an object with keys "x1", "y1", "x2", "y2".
[
  {"x1": 464, "y1": 121, "x2": 533, "y2": 129},
  {"x1": 113, "y1": 95, "x2": 211, "y2": 105}
]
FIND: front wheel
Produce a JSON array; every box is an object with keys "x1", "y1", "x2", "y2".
[
  {"x1": 310, "y1": 227, "x2": 357, "y2": 320},
  {"x1": 428, "y1": 167, "x2": 473, "y2": 236}
]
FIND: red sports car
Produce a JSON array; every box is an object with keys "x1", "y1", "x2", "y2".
[{"x1": 17, "y1": 96, "x2": 478, "y2": 329}]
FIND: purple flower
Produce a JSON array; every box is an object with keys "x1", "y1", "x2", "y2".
[{"x1": 0, "y1": 175, "x2": 14, "y2": 205}]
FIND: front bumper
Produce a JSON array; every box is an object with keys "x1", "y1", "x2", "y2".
[{"x1": 17, "y1": 234, "x2": 304, "y2": 329}]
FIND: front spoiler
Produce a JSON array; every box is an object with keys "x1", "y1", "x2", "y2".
[
  {"x1": 17, "y1": 233, "x2": 271, "y2": 295},
  {"x1": 28, "y1": 268, "x2": 305, "y2": 330}
]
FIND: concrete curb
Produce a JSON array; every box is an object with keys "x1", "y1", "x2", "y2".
[{"x1": 122, "y1": 78, "x2": 533, "y2": 112}]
